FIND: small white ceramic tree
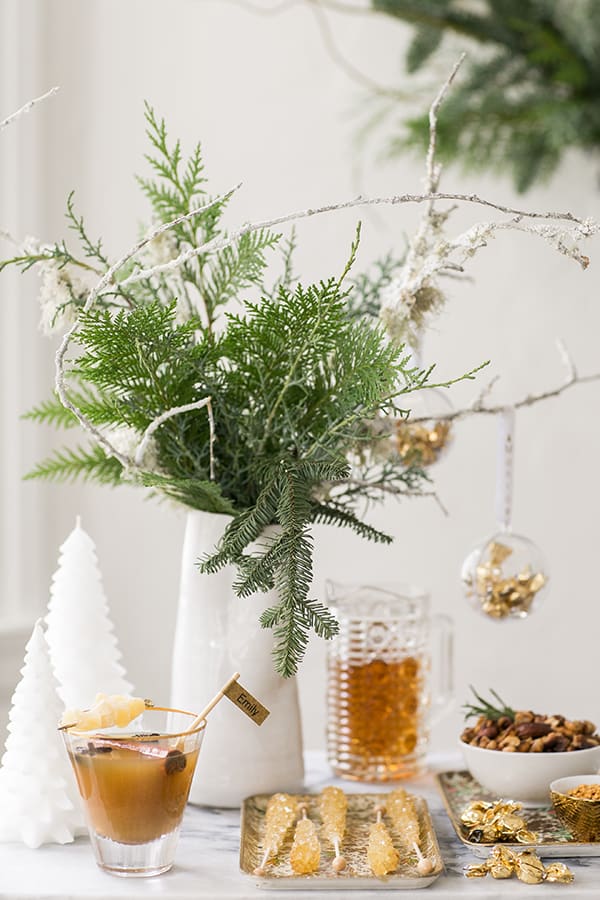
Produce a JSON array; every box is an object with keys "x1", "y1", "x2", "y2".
[
  {"x1": 45, "y1": 517, "x2": 133, "y2": 708},
  {"x1": 0, "y1": 620, "x2": 84, "y2": 847}
]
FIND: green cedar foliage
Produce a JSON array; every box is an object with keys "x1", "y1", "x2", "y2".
[
  {"x1": 7, "y1": 108, "x2": 472, "y2": 675},
  {"x1": 372, "y1": 0, "x2": 600, "y2": 192}
]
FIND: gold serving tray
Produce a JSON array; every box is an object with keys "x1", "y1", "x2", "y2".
[
  {"x1": 437, "y1": 770, "x2": 600, "y2": 859},
  {"x1": 240, "y1": 792, "x2": 443, "y2": 890}
]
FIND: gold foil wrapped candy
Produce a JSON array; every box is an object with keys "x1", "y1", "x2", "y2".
[
  {"x1": 461, "y1": 533, "x2": 548, "y2": 620},
  {"x1": 464, "y1": 847, "x2": 574, "y2": 884},
  {"x1": 515, "y1": 829, "x2": 538, "y2": 844},
  {"x1": 465, "y1": 863, "x2": 489, "y2": 878},
  {"x1": 394, "y1": 420, "x2": 451, "y2": 467},
  {"x1": 488, "y1": 846, "x2": 514, "y2": 879},
  {"x1": 515, "y1": 851, "x2": 545, "y2": 884},
  {"x1": 393, "y1": 382, "x2": 453, "y2": 468},
  {"x1": 460, "y1": 799, "x2": 538, "y2": 844},
  {"x1": 545, "y1": 863, "x2": 575, "y2": 884}
]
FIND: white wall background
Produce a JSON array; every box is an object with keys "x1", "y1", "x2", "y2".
[{"x1": 1, "y1": 0, "x2": 599, "y2": 755}]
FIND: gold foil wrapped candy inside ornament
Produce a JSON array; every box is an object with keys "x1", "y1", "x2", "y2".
[
  {"x1": 394, "y1": 420, "x2": 451, "y2": 467},
  {"x1": 461, "y1": 532, "x2": 548, "y2": 620},
  {"x1": 394, "y1": 386, "x2": 453, "y2": 467}
]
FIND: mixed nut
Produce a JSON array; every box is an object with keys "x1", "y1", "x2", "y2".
[
  {"x1": 461, "y1": 710, "x2": 600, "y2": 753},
  {"x1": 461, "y1": 688, "x2": 600, "y2": 752}
]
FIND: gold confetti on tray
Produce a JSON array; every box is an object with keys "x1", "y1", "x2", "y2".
[
  {"x1": 240, "y1": 792, "x2": 443, "y2": 890},
  {"x1": 437, "y1": 771, "x2": 600, "y2": 859}
]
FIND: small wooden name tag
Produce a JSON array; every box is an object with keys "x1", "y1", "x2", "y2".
[{"x1": 224, "y1": 679, "x2": 270, "y2": 726}]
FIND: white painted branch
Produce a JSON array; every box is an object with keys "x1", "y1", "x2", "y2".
[
  {"x1": 409, "y1": 369, "x2": 600, "y2": 425},
  {"x1": 425, "y1": 53, "x2": 465, "y2": 194},
  {"x1": 471, "y1": 375, "x2": 501, "y2": 411},
  {"x1": 0, "y1": 87, "x2": 59, "y2": 132},
  {"x1": 556, "y1": 337, "x2": 577, "y2": 381},
  {"x1": 121, "y1": 191, "x2": 597, "y2": 289},
  {"x1": 135, "y1": 398, "x2": 215, "y2": 479}
]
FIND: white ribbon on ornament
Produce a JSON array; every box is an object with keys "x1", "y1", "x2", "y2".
[{"x1": 495, "y1": 406, "x2": 515, "y2": 533}]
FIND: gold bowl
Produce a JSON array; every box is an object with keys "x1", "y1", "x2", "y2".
[{"x1": 550, "y1": 776, "x2": 600, "y2": 842}]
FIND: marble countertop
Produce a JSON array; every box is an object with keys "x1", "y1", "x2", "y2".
[{"x1": 1, "y1": 752, "x2": 599, "y2": 899}]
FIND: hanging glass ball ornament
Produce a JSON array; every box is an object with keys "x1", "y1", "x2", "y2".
[
  {"x1": 393, "y1": 386, "x2": 454, "y2": 468},
  {"x1": 461, "y1": 530, "x2": 549, "y2": 620}
]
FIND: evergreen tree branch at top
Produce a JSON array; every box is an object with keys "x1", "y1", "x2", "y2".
[{"x1": 368, "y1": 0, "x2": 600, "y2": 192}]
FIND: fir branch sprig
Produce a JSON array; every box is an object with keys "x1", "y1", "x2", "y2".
[
  {"x1": 22, "y1": 385, "x2": 115, "y2": 430},
  {"x1": 24, "y1": 444, "x2": 123, "y2": 485}
]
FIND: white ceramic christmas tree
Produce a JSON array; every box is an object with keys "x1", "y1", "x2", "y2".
[
  {"x1": 0, "y1": 620, "x2": 84, "y2": 847},
  {"x1": 45, "y1": 517, "x2": 133, "y2": 708}
]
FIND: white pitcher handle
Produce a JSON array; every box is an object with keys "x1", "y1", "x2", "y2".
[{"x1": 429, "y1": 613, "x2": 454, "y2": 728}]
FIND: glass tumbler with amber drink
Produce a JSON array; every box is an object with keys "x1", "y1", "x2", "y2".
[
  {"x1": 61, "y1": 703, "x2": 205, "y2": 876},
  {"x1": 326, "y1": 582, "x2": 453, "y2": 781}
]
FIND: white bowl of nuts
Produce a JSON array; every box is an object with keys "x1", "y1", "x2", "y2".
[{"x1": 460, "y1": 689, "x2": 600, "y2": 804}]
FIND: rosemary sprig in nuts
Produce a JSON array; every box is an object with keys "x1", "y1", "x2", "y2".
[{"x1": 462, "y1": 686, "x2": 515, "y2": 722}]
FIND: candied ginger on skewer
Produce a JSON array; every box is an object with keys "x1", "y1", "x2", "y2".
[
  {"x1": 253, "y1": 793, "x2": 298, "y2": 876},
  {"x1": 386, "y1": 789, "x2": 434, "y2": 876},
  {"x1": 290, "y1": 804, "x2": 321, "y2": 875},
  {"x1": 319, "y1": 786, "x2": 347, "y2": 873},
  {"x1": 61, "y1": 693, "x2": 147, "y2": 731},
  {"x1": 367, "y1": 804, "x2": 399, "y2": 878}
]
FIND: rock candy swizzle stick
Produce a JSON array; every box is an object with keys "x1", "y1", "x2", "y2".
[
  {"x1": 290, "y1": 803, "x2": 321, "y2": 874},
  {"x1": 319, "y1": 786, "x2": 347, "y2": 873},
  {"x1": 253, "y1": 793, "x2": 299, "y2": 876},
  {"x1": 60, "y1": 694, "x2": 147, "y2": 731},
  {"x1": 386, "y1": 788, "x2": 434, "y2": 875},
  {"x1": 367, "y1": 804, "x2": 399, "y2": 877}
]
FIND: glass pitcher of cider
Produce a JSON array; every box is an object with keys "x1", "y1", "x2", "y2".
[{"x1": 326, "y1": 582, "x2": 453, "y2": 781}]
